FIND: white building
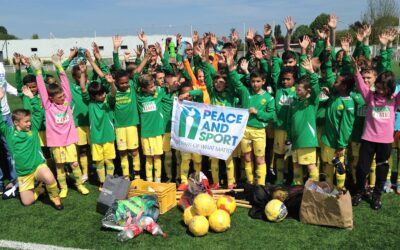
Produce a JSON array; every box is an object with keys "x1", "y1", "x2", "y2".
[{"x1": 0, "y1": 35, "x2": 190, "y2": 63}]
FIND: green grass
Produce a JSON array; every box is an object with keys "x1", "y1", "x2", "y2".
[
  {"x1": 0, "y1": 184, "x2": 400, "y2": 249},
  {"x1": 1, "y1": 63, "x2": 400, "y2": 249}
]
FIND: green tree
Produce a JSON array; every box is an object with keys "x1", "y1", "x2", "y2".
[
  {"x1": 362, "y1": 0, "x2": 400, "y2": 24},
  {"x1": 0, "y1": 26, "x2": 7, "y2": 34},
  {"x1": 274, "y1": 24, "x2": 284, "y2": 44},
  {"x1": 292, "y1": 25, "x2": 313, "y2": 41},
  {"x1": 309, "y1": 13, "x2": 329, "y2": 37},
  {"x1": 31, "y1": 33, "x2": 39, "y2": 39}
]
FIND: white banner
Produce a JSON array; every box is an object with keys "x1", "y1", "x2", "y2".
[{"x1": 171, "y1": 98, "x2": 249, "y2": 160}]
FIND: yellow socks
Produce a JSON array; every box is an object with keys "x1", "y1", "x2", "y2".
[
  {"x1": 211, "y1": 158, "x2": 219, "y2": 184},
  {"x1": 180, "y1": 154, "x2": 191, "y2": 184},
  {"x1": 71, "y1": 164, "x2": 83, "y2": 186},
  {"x1": 256, "y1": 163, "x2": 266, "y2": 186},
  {"x1": 309, "y1": 167, "x2": 319, "y2": 182},
  {"x1": 96, "y1": 160, "x2": 106, "y2": 183},
  {"x1": 154, "y1": 157, "x2": 162, "y2": 180},
  {"x1": 80, "y1": 155, "x2": 89, "y2": 177},
  {"x1": 164, "y1": 151, "x2": 172, "y2": 180},
  {"x1": 46, "y1": 182, "x2": 59, "y2": 199},
  {"x1": 120, "y1": 154, "x2": 130, "y2": 177},
  {"x1": 105, "y1": 159, "x2": 114, "y2": 176},
  {"x1": 226, "y1": 157, "x2": 235, "y2": 186},
  {"x1": 293, "y1": 164, "x2": 304, "y2": 185},
  {"x1": 244, "y1": 161, "x2": 254, "y2": 184},
  {"x1": 145, "y1": 156, "x2": 153, "y2": 181},
  {"x1": 56, "y1": 166, "x2": 67, "y2": 190}
]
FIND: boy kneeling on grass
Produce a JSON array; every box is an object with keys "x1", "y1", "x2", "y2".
[{"x1": 0, "y1": 87, "x2": 63, "y2": 210}]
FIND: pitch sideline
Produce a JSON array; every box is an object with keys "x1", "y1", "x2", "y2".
[{"x1": 0, "y1": 240, "x2": 89, "y2": 250}]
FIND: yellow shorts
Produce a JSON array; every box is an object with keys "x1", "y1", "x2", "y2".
[
  {"x1": 141, "y1": 136, "x2": 163, "y2": 156},
  {"x1": 273, "y1": 129, "x2": 287, "y2": 155},
  {"x1": 52, "y1": 144, "x2": 78, "y2": 164},
  {"x1": 292, "y1": 148, "x2": 316, "y2": 165},
  {"x1": 163, "y1": 133, "x2": 171, "y2": 152},
  {"x1": 77, "y1": 126, "x2": 90, "y2": 146},
  {"x1": 116, "y1": 126, "x2": 139, "y2": 151},
  {"x1": 181, "y1": 152, "x2": 202, "y2": 162},
  {"x1": 39, "y1": 131, "x2": 46, "y2": 147},
  {"x1": 321, "y1": 143, "x2": 345, "y2": 164},
  {"x1": 92, "y1": 142, "x2": 116, "y2": 161},
  {"x1": 241, "y1": 127, "x2": 266, "y2": 157},
  {"x1": 18, "y1": 164, "x2": 48, "y2": 192}
]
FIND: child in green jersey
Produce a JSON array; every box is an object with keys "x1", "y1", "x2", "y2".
[
  {"x1": 81, "y1": 72, "x2": 117, "y2": 191},
  {"x1": 287, "y1": 58, "x2": 320, "y2": 185},
  {"x1": 0, "y1": 87, "x2": 63, "y2": 210},
  {"x1": 137, "y1": 74, "x2": 166, "y2": 183},
  {"x1": 111, "y1": 70, "x2": 141, "y2": 180},
  {"x1": 321, "y1": 73, "x2": 355, "y2": 188}
]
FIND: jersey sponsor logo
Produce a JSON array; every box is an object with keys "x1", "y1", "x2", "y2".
[
  {"x1": 337, "y1": 104, "x2": 344, "y2": 110},
  {"x1": 372, "y1": 106, "x2": 390, "y2": 120},
  {"x1": 279, "y1": 95, "x2": 293, "y2": 106},
  {"x1": 142, "y1": 101, "x2": 157, "y2": 113},
  {"x1": 261, "y1": 99, "x2": 267, "y2": 105},
  {"x1": 55, "y1": 112, "x2": 70, "y2": 124},
  {"x1": 116, "y1": 95, "x2": 132, "y2": 105}
]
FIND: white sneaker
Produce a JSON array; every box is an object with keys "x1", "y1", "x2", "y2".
[
  {"x1": 383, "y1": 180, "x2": 393, "y2": 193},
  {"x1": 154, "y1": 178, "x2": 161, "y2": 183}
]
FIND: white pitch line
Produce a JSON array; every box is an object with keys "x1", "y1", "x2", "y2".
[{"x1": 0, "y1": 240, "x2": 89, "y2": 250}]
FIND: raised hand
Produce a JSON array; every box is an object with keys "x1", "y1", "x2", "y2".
[
  {"x1": 92, "y1": 42, "x2": 101, "y2": 61},
  {"x1": 155, "y1": 42, "x2": 162, "y2": 56},
  {"x1": 176, "y1": 33, "x2": 182, "y2": 45},
  {"x1": 191, "y1": 30, "x2": 199, "y2": 44},
  {"x1": 51, "y1": 54, "x2": 62, "y2": 67},
  {"x1": 176, "y1": 61, "x2": 184, "y2": 70},
  {"x1": 350, "y1": 56, "x2": 360, "y2": 73},
  {"x1": 363, "y1": 24, "x2": 372, "y2": 37},
  {"x1": 29, "y1": 55, "x2": 42, "y2": 70},
  {"x1": 239, "y1": 59, "x2": 249, "y2": 74},
  {"x1": 301, "y1": 57, "x2": 314, "y2": 73},
  {"x1": 264, "y1": 24, "x2": 272, "y2": 36},
  {"x1": 387, "y1": 28, "x2": 398, "y2": 43},
  {"x1": 328, "y1": 14, "x2": 337, "y2": 29},
  {"x1": 113, "y1": 35, "x2": 123, "y2": 51},
  {"x1": 22, "y1": 85, "x2": 34, "y2": 99},
  {"x1": 379, "y1": 31, "x2": 389, "y2": 47},
  {"x1": 210, "y1": 33, "x2": 217, "y2": 47},
  {"x1": 226, "y1": 50, "x2": 236, "y2": 71},
  {"x1": 57, "y1": 49, "x2": 64, "y2": 60},
  {"x1": 246, "y1": 28, "x2": 255, "y2": 41},
  {"x1": 134, "y1": 44, "x2": 143, "y2": 58},
  {"x1": 68, "y1": 47, "x2": 78, "y2": 61},
  {"x1": 299, "y1": 35, "x2": 311, "y2": 50},
  {"x1": 284, "y1": 16, "x2": 296, "y2": 33},
  {"x1": 13, "y1": 53, "x2": 21, "y2": 65},
  {"x1": 231, "y1": 30, "x2": 239, "y2": 43},
  {"x1": 252, "y1": 45, "x2": 263, "y2": 60},
  {"x1": 340, "y1": 35, "x2": 352, "y2": 54},
  {"x1": 138, "y1": 31, "x2": 148, "y2": 44},
  {"x1": 356, "y1": 28, "x2": 365, "y2": 42},
  {"x1": 104, "y1": 74, "x2": 115, "y2": 84}
]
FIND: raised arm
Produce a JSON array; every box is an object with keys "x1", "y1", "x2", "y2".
[
  {"x1": 284, "y1": 16, "x2": 295, "y2": 51},
  {"x1": 30, "y1": 55, "x2": 50, "y2": 109},
  {"x1": 112, "y1": 35, "x2": 123, "y2": 70}
]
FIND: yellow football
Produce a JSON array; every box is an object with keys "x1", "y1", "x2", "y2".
[
  {"x1": 216, "y1": 195, "x2": 236, "y2": 215},
  {"x1": 193, "y1": 193, "x2": 217, "y2": 217},
  {"x1": 183, "y1": 206, "x2": 197, "y2": 225},
  {"x1": 264, "y1": 199, "x2": 288, "y2": 222},
  {"x1": 189, "y1": 215, "x2": 209, "y2": 237},
  {"x1": 208, "y1": 209, "x2": 231, "y2": 233}
]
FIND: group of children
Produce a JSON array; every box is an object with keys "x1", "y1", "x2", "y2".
[{"x1": 0, "y1": 13, "x2": 399, "y2": 211}]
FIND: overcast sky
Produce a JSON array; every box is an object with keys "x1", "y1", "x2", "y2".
[{"x1": 1, "y1": 0, "x2": 368, "y2": 39}]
